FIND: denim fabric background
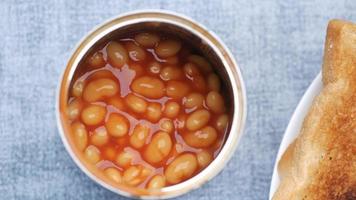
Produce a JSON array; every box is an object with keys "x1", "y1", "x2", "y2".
[{"x1": 0, "y1": 0, "x2": 355, "y2": 199}]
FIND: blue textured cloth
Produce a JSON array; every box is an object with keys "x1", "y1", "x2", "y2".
[{"x1": 0, "y1": 0, "x2": 355, "y2": 199}]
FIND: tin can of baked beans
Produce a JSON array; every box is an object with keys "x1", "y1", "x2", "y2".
[{"x1": 56, "y1": 10, "x2": 246, "y2": 199}]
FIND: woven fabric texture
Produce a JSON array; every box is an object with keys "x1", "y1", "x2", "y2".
[{"x1": 0, "y1": 0, "x2": 355, "y2": 199}]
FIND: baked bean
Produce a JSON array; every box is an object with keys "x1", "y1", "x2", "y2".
[
  {"x1": 184, "y1": 93, "x2": 204, "y2": 109},
  {"x1": 72, "y1": 80, "x2": 84, "y2": 97},
  {"x1": 141, "y1": 167, "x2": 152, "y2": 177},
  {"x1": 165, "y1": 153, "x2": 198, "y2": 184},
  {"x1": 124, "y1": 93, "x2": 147, "y2": 114},
  {"x1": 130, "y1": 124, "x2": 150, "y2": 149},
  {"x1": 155, "y1": 40, "x2": 182, "y2": 58},
  {"x1": 187, "y1": 54, "x2": 212, "y2": 73},
  {"x1": 123, "y1": 166, "x2": 140, "y2": 186},
  {"x1": 197, "y1": 150, "x2": 213, "y2": 168},
  {"x1": 192, "y1": 75, "x2": 206, "y2": 92},
  {"x1": 115, "y1": 150, "x2": 133, "y2": 168},
  {"x1": 88, "y1": 52, "x2": 105, "y2": 68},
  {"x1": 129, "y1": 63, "x2": 144, "y2": 77},
  {"x1": 71, "y1": 122, "x2": 88, "y2": 151},
  {"x1": 83, "y1": 78, "x2": 119, "y2": 102},
  {"x1": 215, "y1": 114, "x2": 228, "y2": 132},
  {"x1": 186, "y1": 109, "x2": 211, "y2": 131},
  {"x1": 145, "y1": 102, "x2": 162, "y2": 122},
  {"x1": 123, "y1": 165, "x2": 152, "y2": 186},
  {"x1": 90, "y1": 126, "x2": 109, "y2": 146},
  {"x1": 166, "y1": 81, "x2": 190, "y2": 99},
  {"x1": 159, "y1": 119, "x2": 174, "y2": 133},
  {"x1": 206, "y1": 91, "x2": 225, "y2": 114},
  {"x1": 147, "y1": 61, "x2": 162, "y2": 75},
  {"x1": 160, "y1": 66, "x2": 183, "y2": 81},
  {"x1": 135, "y1": 32, "x2": 159, "y2": 47},
  {"x1": 125, "y1": 42, "x2": 147, "y2": 62},
  {"x1": 183, "y1": 62, "x2": 201, "y2": 78},
  {"x1": 107, "y1": 97, "x2": 125, "y2": 111},
  {"x1": 164, "y1": 56, "x2": 178, "y2": 65},
  {"x1": 81, "y1": 105, "x2": 106, "y2": 126},
  {"x1": 106, "y1": 41, "x2": 128, "y2": 68},
  {"x1": 163, "y1": 101, "x2": 180, "y2": 118},
  {"x1": 106, "y1": 113, "x2": 129, "y2": 137},
  {"x1": 183, "y1": 126, "x2": 217, "y2": 148},
  {"x1": 207, "y1": 73, "x2": 221, "y2": 91},
  {"x1": 147, "y1": 175, "x2": 166, "y2": 189},
  {"x1": 67, "y1": 98, "x2": 83, "y2": 120},
  {"x1": 131, "y1": 76, "x2": 165, "y2": 99},
  {"x1": 84, "y1": 145, "x2": 101, "y2": 164},
  {"x1": 104, "y1": 167, "x2": 122, "y2": 183},
  {"x1": 90, "y1": 70, "x2": 115, "y2": 80},
  {"x1": 144, "y1": 131, "x2": 172, "y2": 164}
]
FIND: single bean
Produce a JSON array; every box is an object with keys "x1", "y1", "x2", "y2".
[
  {"x1": 165, "y1": 153, "x2": 197, "y2": 184},
  {"x1": 106, "y1": 41, "x2": 128, "y2": 68}
]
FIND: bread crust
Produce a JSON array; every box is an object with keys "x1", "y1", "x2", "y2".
[{"x1": 273, "y1": 19, "x2": 356, "y2": 200}]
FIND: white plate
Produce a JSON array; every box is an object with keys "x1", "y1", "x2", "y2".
[{"x1": 269, "y1": 73, "x2": 322, "y2": 200}]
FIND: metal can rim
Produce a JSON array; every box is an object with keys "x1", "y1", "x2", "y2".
[{"x1": 55, "y1": 9, "x2": 247, "y2": 199}]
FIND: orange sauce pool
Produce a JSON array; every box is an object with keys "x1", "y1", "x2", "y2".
[{"x1": 64, "y1": 31, "x2": 231, "y2": 191}]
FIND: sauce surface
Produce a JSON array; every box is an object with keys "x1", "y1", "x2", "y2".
[{"x1": 65, "y1": 32, "x2": 230, "y2": 190}]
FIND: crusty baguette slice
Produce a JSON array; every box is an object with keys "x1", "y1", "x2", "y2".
[{"x1": 273, "y1": 19, "x2": 356, "y2": 200}]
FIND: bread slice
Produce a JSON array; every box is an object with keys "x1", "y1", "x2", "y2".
[{"x1": 273, "y1": 19, "x2": 356, "y2": 200}]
